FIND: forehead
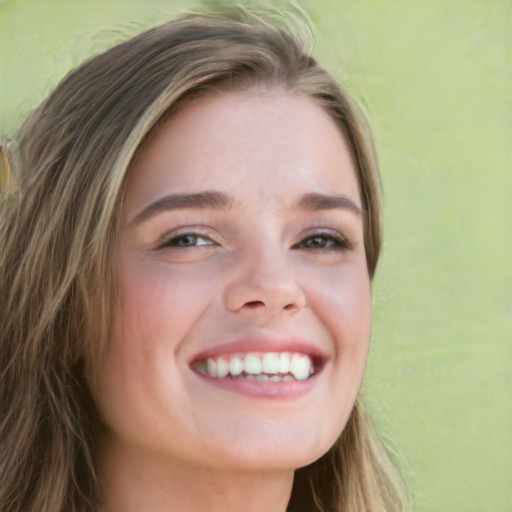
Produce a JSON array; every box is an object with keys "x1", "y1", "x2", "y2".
[{"x1": 125, "y1": 90, "x2": 360, "y2": 214}]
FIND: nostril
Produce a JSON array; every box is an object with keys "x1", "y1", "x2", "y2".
[
  {"x1": 243, "y1": 301, "x2": 298, "y2": 311},
  {"x1": 245, "y1": 300, "x2": 265, "y2": 309}
]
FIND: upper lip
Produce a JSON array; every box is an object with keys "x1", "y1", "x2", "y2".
[{"x1": 189, "y1": 333, "x2": 329, "y2": 364}]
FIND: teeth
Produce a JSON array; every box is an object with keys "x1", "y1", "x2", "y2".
[
  {"x1": 206, "y1": 358, "x2": 217, "y2": 378},
  {"x1": 199, "y1": 352, "x2": 315, "y2": 381},
  {"x1": 216, "y1": 358, "x2": 229, "y2": 378},
  {"x1": 262, "y1": 353, "x2": 280, "y2": 374},
  {"x1": 244, "y1": 354, "x2": 263, "y2": 374},
  {"x1": 290, "y1": 354, "x2": 311, "y2": 380},
  {"x1": 228, "y1": 356, "x2": 244, "y2": 376},
  {"x1": 278, "y1": 352, "x2": 291, "y2": 374}
]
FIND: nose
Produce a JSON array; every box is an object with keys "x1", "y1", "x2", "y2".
[{"x1": 224, "y1": 247, "x2": 307, "y2": 317}]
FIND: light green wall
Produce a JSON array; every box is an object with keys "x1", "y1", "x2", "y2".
[{"x1": 1, "y1": 1, "x2": 511, "y2": 510}]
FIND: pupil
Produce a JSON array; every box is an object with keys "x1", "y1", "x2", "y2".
[{"x1": 179, "y1": 235, "x2": 194, "y2": 246}]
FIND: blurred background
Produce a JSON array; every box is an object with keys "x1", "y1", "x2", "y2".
[{"x1": 1, "y1": 0, "x2": 510, "y2": 510}]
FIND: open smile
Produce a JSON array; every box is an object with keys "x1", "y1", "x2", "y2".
[
  {"x1": 189, "y1": 338, "x2": 328, "y2": 398},
  {"x1": 193, "y1": 352, "x2": 319, "y2": 381}
]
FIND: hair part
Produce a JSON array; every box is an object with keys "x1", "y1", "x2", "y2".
[{"x1": 1, "y1": 7, "x2": 409, "y2": 512}]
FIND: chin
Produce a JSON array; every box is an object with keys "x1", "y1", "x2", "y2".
[{"x1": 191, "y1": 420, "x2": 341, "y2": 473}]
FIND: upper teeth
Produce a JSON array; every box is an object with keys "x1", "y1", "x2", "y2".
[{"x1": 197, "y1": 352, "x2": 315, "y2": 381}]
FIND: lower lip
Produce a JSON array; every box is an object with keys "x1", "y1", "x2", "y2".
[{"x1": 192, "y1": 371, "x2": 318, "y2": 400}]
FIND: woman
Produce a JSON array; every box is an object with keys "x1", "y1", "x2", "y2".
[{"x1": 0, "y1": 7, "x2": 410, "y2": 512}]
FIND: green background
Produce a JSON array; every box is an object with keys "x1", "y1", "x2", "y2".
[{"x1": 1, "y1": 1, "x2": 510, "y2": 510}]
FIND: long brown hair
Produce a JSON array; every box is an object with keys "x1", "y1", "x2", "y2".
[{"x1": 0, "y1": 6, "x2": 410, "y2": 511}]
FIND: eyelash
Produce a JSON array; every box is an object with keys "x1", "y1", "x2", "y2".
[{"x1": 157, "y1": 230, "x2": 351, "y2": 252}]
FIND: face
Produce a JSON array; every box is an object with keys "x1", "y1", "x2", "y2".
[{"x1": 92, "y1": 90, "x2": 372, "y2": 473}]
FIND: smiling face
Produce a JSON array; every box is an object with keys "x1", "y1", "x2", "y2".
[{"x1": 91, "y1": 90, "x2": 372, "y2": 474}]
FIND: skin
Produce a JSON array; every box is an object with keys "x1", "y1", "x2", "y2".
[{"x1": 92, "y1": 89, "x2": 372, "y2": 512}]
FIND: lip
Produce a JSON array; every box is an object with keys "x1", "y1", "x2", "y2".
[{"x1": 188, "y1": 334, "x2": 329, "y2": 399}]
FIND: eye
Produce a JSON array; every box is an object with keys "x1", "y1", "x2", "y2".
[
  {"x1": 158, "y1": 232, "x2": 216, "y2": 249},
  {"x1": 294, "y1": 232, "x2": 350, "y2": 252}
]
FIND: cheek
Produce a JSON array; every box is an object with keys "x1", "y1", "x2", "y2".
[
  {"x1": 333, "y1": 268, "x2": 372, "y2": 379},
  {"x1": 91, "y1": 256, "x2": 219, "y2": 432},
  {"x1": 309, "y1": 262, "x2": 372, "y2": 346},
  {"x1": 309, "y1": 263, "x2": 372, "y2": 400},
  {"x1": 118, "y1": 255, "x2": 220, "y2": 346}
]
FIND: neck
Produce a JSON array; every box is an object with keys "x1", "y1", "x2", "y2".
[{"x1": 96, "y1": 435, "x2": 294, "y2": 512}]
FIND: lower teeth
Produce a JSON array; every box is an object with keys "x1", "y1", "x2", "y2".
[{"x1": 240, "y1": 374, "x2": 301, "y2": 382}]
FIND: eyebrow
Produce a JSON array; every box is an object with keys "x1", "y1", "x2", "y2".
[
  {"x1": 130, "y1": 190, "x2": 362, "y2": 226},
  {"x1": 130, "y1": 191, "x2": 233, "y2": 225},
  {"x1": 293, "y1": 193, "x2": 363, "y2": 216}
]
